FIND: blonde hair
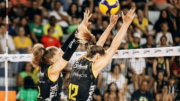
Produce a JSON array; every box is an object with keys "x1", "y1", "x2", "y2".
[
  {"x1": 31, "y1": 44, "x2": 58, "y2": 67},
  {"x1": 75, "y1": 25, "x2": 96, "y2": 44}
]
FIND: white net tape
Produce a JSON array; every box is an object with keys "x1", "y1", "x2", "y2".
[{"x1": 0, "y1": 47, "x2": 180, "y2": 62}]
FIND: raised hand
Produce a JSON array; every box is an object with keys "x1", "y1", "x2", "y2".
[
  {"x1": 110, "y1": 15, "x2": 121, "y2": 26},
  {"x1": 121, "y1": 7, "x2": 136, "y2": 26},
  {"x1": 80, "y1": 10, "x2": 92, "y2": 27}
]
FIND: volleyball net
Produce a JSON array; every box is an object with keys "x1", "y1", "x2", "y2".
[{"x1": 0, "y1": 47, "x2": 180, "y2": 101}]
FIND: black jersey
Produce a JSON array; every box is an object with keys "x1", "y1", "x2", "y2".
[
  {"x1": 67, "y1": 57, "x2": 97, "y2": 101},
  {"x1": 156, "y1": 58, "x2": 167, "y2": 76},
  {"x1": 37, "y1": 64, "x2": 63, "y2": 101}
]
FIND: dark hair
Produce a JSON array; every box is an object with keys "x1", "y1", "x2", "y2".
[
  {"x1": 68, "y1": 3, "x2": 79, "y2": 18},
  {"x1": 21, "y1": 62, "x2": 33, "y2": 72},
  {"x1": 169, "y1": 75, "x2": 176, "y2": 80},
  {"x1": 159, "y1": 10, "x2": 170, "y2": 20},
  {"x1": 0, "y1": 23, "x2": 5, "y2": 27},
  {"x1": 141, "y1": 80, "x2": 148, "y2": 85},
  {"x1": 115, "y1": 20, "x2": 122, "y2": 30},
  {"x1": 105, "y1": 82, "x2": 118, "y2": 94},
  {"x1": 160, "y1": 21, "x2": 168, "y2": 27},
  {"x1": 160, "y1": 35, "x2": 167, "y2": 42},
  {"x1": 136, "y1": 8, "x2": 142, "y2": 14},
  {"x1": 86, "y1": 45, "x2": 105, "y2": 58},
  {"x1": 32, "y1": 44, "x2": 58, "y2": 67},
  {"x1": 48, "y1": 27, "x2": 54, "y2": 33},
  {"x1": 176, "y1": 10, "x2": 180, "y2": 21},
  {"x1": 24, "y1": 76, "x2": 35, "y2": 90},
  {"x1": 111, "y1": 64, "x2": 121, "y2": 73}
]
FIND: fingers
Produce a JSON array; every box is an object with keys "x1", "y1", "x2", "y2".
[
  {"x1": 88, "y1": 13, "x2": 92, "y2": 19},
  {"x1": 129, "y1": 7, "x2": 136, "y2": 16},
  {"x1": 121, "y1": 11, "x2": 124, "y2": 19}
]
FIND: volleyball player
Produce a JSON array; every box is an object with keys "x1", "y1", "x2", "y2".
[
  {"x1": 31, "y1": 10, "x2": 94, "y2": 101},
  {"x1": 67, "y1": 7, "x2": 136, "y2": 101}
]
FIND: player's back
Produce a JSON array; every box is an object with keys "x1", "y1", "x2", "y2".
[{"x1": 67, "y1": 57, "x2": 97, "y2": 101}]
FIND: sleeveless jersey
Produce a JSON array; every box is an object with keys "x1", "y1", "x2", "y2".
[
  {"x1": 156, "y1": 58, "x2": 167, "y2": 76},
  {"x1": 37, "y1": 64, "x2": 63, "y2": 101},
  {"x1": 67, "y1": 57, "x2": 97, "y2": 101}
]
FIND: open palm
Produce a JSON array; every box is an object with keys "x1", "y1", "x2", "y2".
[
  {"x1": 79, "y1": 10, "x2": 92, "y2": 27},
  {"x1": 121, "y1": 7, "x2": 136, "y2": 26}
]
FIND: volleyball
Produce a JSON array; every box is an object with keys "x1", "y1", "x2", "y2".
[{"x1": 99, "y1": 0, "x2": 120, "y2": 15}]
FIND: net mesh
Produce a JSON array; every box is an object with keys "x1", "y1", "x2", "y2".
[{"x1": 0, "y1": 47, "x2": 180, "y2": 101}]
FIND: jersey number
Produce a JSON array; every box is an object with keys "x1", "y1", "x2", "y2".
[{"x1": 68, "y1": 83, "x2": 79, "y2": 101}]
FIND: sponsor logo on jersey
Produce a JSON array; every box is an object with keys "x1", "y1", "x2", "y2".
[
  {"x1": 49, "y1": 83, "x2": 58, "y2": 100},
  {"x1": 39, "y1": 70, "x2": 45, "y2": 77},
  {"x1": 71, "y1": 72, "x2": 87, "y2": 78},
  {"x1": 87, "y1": 85, "x2": 96, "y2": 101}
]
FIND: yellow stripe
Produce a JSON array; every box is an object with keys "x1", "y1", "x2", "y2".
[
  {"x1": 48, "y1": 65, "x2": 59, "y2": 82},
  {"x1": 92, "y1": 64, "x2": 97, "y2": 79},
  {"x1": 38, "y1": 86, "x2": 42, "y2": 98},
  {"x1": 84, "y1": 56, "x2": 90, "y2": 61}
]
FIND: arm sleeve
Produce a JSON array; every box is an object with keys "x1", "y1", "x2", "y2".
[
  {"x1": 62, "y1": 35, "x2": 79, "y2": 61},
  {"x1": 61, "y1": 28, "x2": 78, "y2": 52}
]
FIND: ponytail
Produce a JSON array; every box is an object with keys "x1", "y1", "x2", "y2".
[
  {"x1": 31, "y1": 44, "x2": 45, "y2": 67},
  {"x1": 75, "y1": 25, "x2": 96, "y2": 44}
]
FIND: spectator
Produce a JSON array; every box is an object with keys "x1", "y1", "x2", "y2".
[
  {"x1": 153, "y1": 72, "x2": 165, "y2": 95},
  {"x1": 68, "y1": 3, "x2": 80, "y2": 20},
  {"x1": 155, "y1": 84, "x2": 173, "y2": 101},
  {"x1": 130, "y1": 57, "x2": 154, "y2": 91},
  {"x1": 168, "y1": 76, "x2": 178, "y2": 100},
  {"x1": 44, "y1": 16, "x2": 63, "y2": 41},
  {"x1": 173, "y1": 10, "x2": 180, "y2": 31},
  {"x1": 156, "y1": 22, "x2": 173, "y2": 46},
  {"x1": 13, "y1": 26, "x2": 32, "y2": 54},
  {"x1": 2, "y1": 17, "x2": 15, "y2": 37},
  {"x1": 29, "y1": 15, "x2": 44, "y2": 43},
  {"x1": 133, "y1": 8, "x2": 148, "y2": 37},
  {"x1": 106, "y1": 64, "x2": 127, "y2": 90},
  {"x1": 112, "y1": 58, "x2": 130, "y2": 77},
  {"x1": 112, "y1": 20, "x2": 127, "y2": 48},
  {"x1": 124, "y1": 33, "x2": 141, "y2": 49},
  {"x1": 172, "y1": 56, "x2": 180, "y2": 78},
  {"x1": 153, "y1": 10, "x2": 174, "y2": 34},
  {"x1": 8, "y1": 0, "x2": 17, "y2": 22},
  {"x1": 15, "y1": 17, "x2": 31, "y2": 37},
  {"x1": 12, "y1": 0, "x2": 27, "y2": 6},
  {"x1": 17, "y1": 62, "x2": 34, "y2": 91},
  {"x1": 0, "y1": 24, "x2": 15, "y2": 54},
  {"x1": 67, "y1": 17, "x2": 79, "y2": 35},
  {"x1": 41, "y1": 0, "x2": 52, "y2": 11},
  {"x1": 157, "y1": 35, "x2": 172, "y2": 47},
  {"x1": 49, "y1": 1, "x2": 69, "y2": 29},
  {"x1": 153, "y1": 56, "x2": 170, "y2": 81},
  {"x1": 131, "y1": 80, "x2": 153, "y2": 101},
  {"x1": 132, "y1": 0, "x2": 147, "y2": 9},
  {"x1": 26, "y1": 1, "x2": 42, "y2": 22},
  {"x1": 17, "y1": 76, "x2": 38, "y2": 101},
  {"x1": 104, "y1": 82, "x2": 119, "y2": 101},
  {"x1": 41, "y1": 27, "x2": 61, "y2": 48},
  {"x1": 173, "y1": 31, "x2": 180, "y2": 46},
  {"x1": 142, "y1": 35, "x2": 155, "y2": 75},
  {"x1": 146, "y1": 0, "x2": 174, "y2": 11}
]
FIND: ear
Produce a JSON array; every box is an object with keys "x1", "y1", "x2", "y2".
[{"x1": 50, "y1": 58, "x2": 55, "y2": 64}]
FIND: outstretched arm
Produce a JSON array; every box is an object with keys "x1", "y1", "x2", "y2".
[
  {"x1": 60, "y1": 10, "x2": 92, "y2": 55},
  {"x1": 96, "y1": 15, "x2": 120, "y2": 46},
  {"x1": 93, "y1": 8, "x2": 136, "y2": 76}
]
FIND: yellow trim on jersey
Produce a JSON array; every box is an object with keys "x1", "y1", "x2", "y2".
[
  {"x1": 48, "y1": 65, "x2": 59, "y2": 82},
  {"x1": 84, "y1": 56, "x2": 90, "y2": 61},
  {"x1": 38, "y1": 86, "x2": 42, "y2": 98},
  {"x1": 92, "y1": 64, "x2": 97, "y2": 79}
]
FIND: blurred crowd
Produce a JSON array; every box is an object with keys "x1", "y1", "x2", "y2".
[{"x1": 0, "y1": 0, "x2": 180, "y2": 101}]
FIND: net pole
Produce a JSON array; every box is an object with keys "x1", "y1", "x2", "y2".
[{"x1": 5, "y1": 0, "x2": 9, "y2": 100}]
